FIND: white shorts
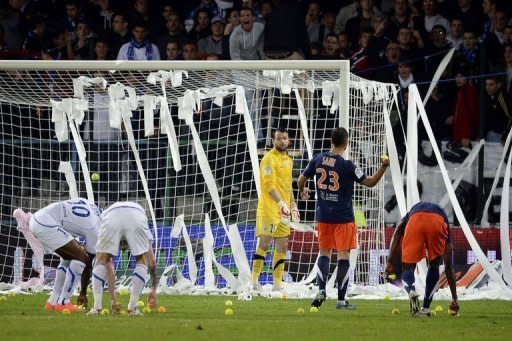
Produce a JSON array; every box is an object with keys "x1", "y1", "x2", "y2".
[
  {"x1": 97, "y1": 205, "x2": 150, "y2": 256},
  {"x1": 29, "y1": 215, "x2": 74, "y2": 254}
]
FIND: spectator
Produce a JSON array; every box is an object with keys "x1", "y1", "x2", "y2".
[
  {"x1": 335, "y1": 0, "x2": 359, "y2": 35},
  {"x1": 188, "y1": 8, "x2": 211, "y2": 41},
  {"x1": 94, "y1": 39, "x2": 112, "y2": 60},
  {"x1": 109, "y1": 13, "x2": 131, "y2": 55},
  {"x1": 411, "y1": 0, "x2": 450, "y2": 43},
  {"x1": 258, "y1": 0, "x2": 273, "y2": 23},
  {"x1": 453, "y1": 0, "x2": 483, "y2": 36},
  {"x1": 128, "y1": 0, "x2": 150, "y2": 27},
  {"x1": 185, "y1": 0, "x2": 219, "y2": 33},
  {"x1": 89, "y1": 0, "x2": 115, "y2": 34},
  {"x1": 229, "y1": 7, "x2": 264, "y2": 60},
  {"x1": 70, "y1": 21, "x2": 95, "y2": 60},
  {"x1": 350, "y1": 29, "x2": 372, "y2": 73},
  {"x1": 446, "y1": 17, "x2": 464, "y2": 49},
  {"x1": 452, "y1": 67, "x2": 479, "y2": 148},
  {"x1": 198, "y1": 15, "x2": 226, "y2": 58},
  {"x1": 320, "y1": 33, "x2": 339, "y2": 59},
  {"x1": 321, "y1": 11, "x2": 337, "y2": 40},
  {"x1": 397, "y1": 27, "x2": 424, "y2": 63},
  {"x1": 346, "y1": 0, "x2": 379, "y2": 47},
  {"x1": 458, "y1": 30, "x2": 479, "y2": 71},
  {"x1": 61, "y1": 0, "x2": 83, "y2": 42},
  {"x1": 374, "y1": 41, "x2": 401, "y2": 83},
  {"x1": 22, "y1": 16, "x2": 47, "y2": 57},
  {"x1": 338, "y1": 31, "x2": 352, "y2": 59},
  {"x1": 165, "y1": 40, "x2": 181, "y2": 60},
  {"x1": 117, "y1": 22, "x2": 160, "y2": 60},
  {"x1": 366, "y1": 14, "x2": 392, "y2": 67},
  {"x1": 223, "y1": 8, "x2": 240, "y2": 37},
  {"x1": 264, "y1": 0, "x2": 309, "y2": 59},
  {"x1": 503, "y1": 44, "x2": 512, "y2": 95},
  {"x1": 42, "y1": 28, "x2": 70, "y2": 60},
  {"x1": 182, "y1": 40, "x2": 198, "y2": 60},
  {"x1": 503, "y1": 25, "x2": 512, "y2": 46},
  {"x1": 485, "y1": 9, "x2": 508, "y2": 68},
  {"x1": 424, "y1": 25, "x2": 451, "y2": 80},
  {"x1": 397, "y1": 57, "x2": 415, "y2": 90},
  {"x1": 424, "y1": 80, "x2": 457, "y2": 141},
  {"x1": 482, "y1": 0, "x2": 497, "y2": 40},
  {"x1": 306, "y1": 1, "x2": 324, "y2": 44},
  {"x1": 156, "y1": 13, "x2": 186, "y2": 57},
  {"x1": 0, "y1": 0, "x2": 24, "y2": 49},
  {"x1": 483, "y1": 77, "x2": 512, "y2": 142},
  {"x1": 387, "y1": 0, "x2": 411, "y2": 41}
]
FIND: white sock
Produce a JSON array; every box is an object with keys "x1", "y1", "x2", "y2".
[
  {"x1": 128, "y1": 264, "x2": 147, "y2": 311},
  {"x1": 92, "y1": 264, "x2": 106, "y2": 310},
  {"x1": 48, "y1": 259, "x2": 69, "y2": 305},
  {"x1": 59, "y1": 260, "x2": 85, "y2": 305}
]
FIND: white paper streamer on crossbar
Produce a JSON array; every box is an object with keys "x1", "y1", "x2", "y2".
[
  {"x1": 204, "y1": 214, "x2": 239, "y2": 289},
  {"x1": 171, "y1": 214, "x2": 198, "y2": 285},
  {"x1": 159, "y1": 96, "x2": 182, "y2": 172},
  {"x1": 58, "y1": 161, "x2": 78, "y2": 199},
  {"x1": 321, "y1": 80, "x2": 340, "y2": 113},
  {"x1": 481, "y1": 128, "x2": 512, "y2": 226},
  {"x1": 141, "y1": 95, "x2": 157, "y2": 137},
  {"x1": 500, "y1": 144, "x2": 512, "y2": 286},
  {"x1": 261, "y1": 70, "x2": 303, "y2": 95},
  {"x1": 411, "y1": 84, "x2": 508, "y2": 288},
  {"x1": 293, "y1": 88, "x2": 313, "y2": 160},
  {"x1": 438, "y1": 140, "x2": 484, "y2": 208},
  {"x1": 72, "y1": 76, "x2": 107, "y2": 99}
]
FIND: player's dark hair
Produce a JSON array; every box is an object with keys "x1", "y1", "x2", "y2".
[
  {"x1": 331, "y1": 127, "x2": 348, "y2": 147},
  {"x1": 272, "y1": 126, "x2": 288, "y2": 138}
]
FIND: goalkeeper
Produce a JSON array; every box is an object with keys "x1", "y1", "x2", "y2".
[
  {"x1": 386, "y1": 201, "x2": 459, "y2": 317},
  {"x1": 251, "y1": 127, "x2": 299, "y2": 292}
]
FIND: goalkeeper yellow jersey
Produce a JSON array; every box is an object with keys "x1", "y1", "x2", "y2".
[{"x1": 256, "y1": 147, "x2": 293, "y2": 228}]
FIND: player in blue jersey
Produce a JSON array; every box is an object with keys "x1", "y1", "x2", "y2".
[
  {"x1": 385, "y1": 201, "x2": 459, "y2": 317},
  {"x1": 298, "y1": 127, "x2": 389, "y2": 309}
]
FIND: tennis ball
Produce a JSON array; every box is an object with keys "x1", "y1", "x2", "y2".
[
  {"x1": 431, "y1": 310, "x2": 437, "y2": 316},
  {"x1": 0, "y1": 296, "x2": 6, "y2": 301},
  {"x1": 136, "y1": 300, "x2": 145, "y2": 309},
  {"x1": 447, "y1": 309, "x2": 458, "y2": 316},
  {"x1": 224, "y1": 308, "x2": 233, "y2": 316},
  {"x1": 100, "y1": 308, "x2": 109, "y2": 315},
  {"x1": 280, "y1": 295, "x2": 288, "y2": 301},
  {"x1": 309, "y1": 306, "x2": 318, "y2": 313},
  {"x1": 391, "y1": 308, "x2": 400, "y2": 315},
  {"x1": 157, "y1": 306, "x2": 166, "y2": 313},
  {"x1": 120, "y1": 310, "x2": 127, "y2": 316},
  {"x1": 296, "y1": 307, "x2": 305, "y2": 315},
  {"x1": 143, "y1": 307, "x2": 151, "y2": 313},
  {"x1": 62, "y1": 308, "x2": 70, "y2": 315},
  {"x1": 381, "y1": 155, "x2": 389, "y2": 162},
  {"x1": 387, "y1": 274, "x2": 396, "y2": 281},
  {"x1": 225, "y1": 300, "x2": 233, "y2": 306},
  {"x1": 91, "y1": 173, "x2": 100, "y2": 181},
  {"x1": 434, "y1": 305, "x2": 443, "y2": 312},
  {"x1": 384, "y1": 294, "x2": 390, "y2": 301},
  {"x1": 119, "y1": 287, "x2": 129, "y2": 296}
]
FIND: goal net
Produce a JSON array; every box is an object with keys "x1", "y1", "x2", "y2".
[{"x1": 0, "y1": 60, "x2": 395, "y2": 296}]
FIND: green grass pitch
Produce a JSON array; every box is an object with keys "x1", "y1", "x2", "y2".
[{"x1": 0, "y1": 293, "x2": 511, "y2": 340}]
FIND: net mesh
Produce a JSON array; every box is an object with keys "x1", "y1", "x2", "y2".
[{"x1": 0, "y1": 61, "x2": 395, "y2": 294}]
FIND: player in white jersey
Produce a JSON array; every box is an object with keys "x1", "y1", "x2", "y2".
[
  {"x1": 29, "y1": 198, "x2": 100, "y2": 312},
  {"x1": 89, "y1": 201, "x2": 157, "y2": 315}
]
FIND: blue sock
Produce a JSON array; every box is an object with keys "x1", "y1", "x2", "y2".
[
  {"x1": 337, "y1": 259, "x2": 350, "y2": 301},
  {"x1": 423, "y1": 267, "x2": 439, "y2": 308},
  {"x1": 316, "y1": 256, "x2": 330, "y2": 291},
  {"x1": 401, "y1": 268, "x2": 415, "y2": 293}
]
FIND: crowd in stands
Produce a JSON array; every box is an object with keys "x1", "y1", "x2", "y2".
[{"x1": 1, "y1": 0, "x2": 512, "y2": 157}]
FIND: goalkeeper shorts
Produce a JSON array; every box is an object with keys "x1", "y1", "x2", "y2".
[
  {"x1": 256, "y1": 222, "x2": 290, "y2": 238},
  {"x1": 402, "y1": 212, "x2": 448, "y2": 264}
]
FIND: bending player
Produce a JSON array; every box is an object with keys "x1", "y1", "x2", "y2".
[
  {"x1": 298, "y1": 127, "x2": 389, "y2": 309},
  {"x1": 89, "y1": 201, "x2": 156, "y2": 315},
  {"x1": 251, "y1": 127, "x2": 299, "y2": 292},
  {"x1": 385, "y1": 201, "x2": 459, "y2": 317},
  {"x1": 29, "y1": 198, "x2": 100, "y2": 312}
]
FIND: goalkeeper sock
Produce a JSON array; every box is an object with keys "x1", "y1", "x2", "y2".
[
  {"x1": 272, "y1": 251, "x2": 286, "y2": 288},
  {"x1": 49, "y1": 260, "x2": 69, "y2": 305},
  {"x1": 423, "y1": 267, "x2": 439, "y2": 308},
  {"x1": 401, "y1": 268, "x2": 416, "y2": 293},
  {"x1": 92, "y1": 264, "x2": 106, "y2": 310},
  {"x1": 128, "y1": 264, "x2": 147, "y2": 311},
  {"x1": 316, "y1": 255, "x2": 330, "y2": 291},
  {"x1": 251, "y1": 247, "x2": 266, "y2": 283},
  {"x1": 60, "y1": 260, "x2": 85, "y2": 305},
  {"x1": 336, "y1": 259, "x2": 350, "y2": 301}
]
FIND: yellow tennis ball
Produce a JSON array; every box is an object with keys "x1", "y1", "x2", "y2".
[
  {"x1": 224, "y1": 308, "x2": 233, "y2": 316},
  {"x1": 62, "y1": 308, "x2": 70, "y2": 315},
  {"x1": 431, "y1": 310, "x2": 437, "y2": 316},
  {"x1": 157, "y1": 306, "x2": 166, "y2": 313},
  {"x1": 391, "y1": 308, "x2": 400, "y2": 315},
  {"x1": 100, "y1": 308, "x2": 109, "y2": 315},
  {"x1": 296, "y1": 307, "x2": 305, "y2": 315},
  {"x1": 280, "y1": 295, "x2": 288, "y2": 301},
  {"x1": 381, "y1": 155, "x2": 389, "y2": 162},
  {"x1": 143, "y1": 307, "x2": 151, "y2": 313},
  {"x1": 435, "y1": 305, "x2": 443, "y2": 312},
  {"x1": 120, "y1": 310, "x2": 127, "y2": 316},
  {"x1": 384, "y1": 294, "x2": 390, "y2": 300},
  {"x1": 0, "y1": 296, "x2": 7, "y2": 301},
  {"x1": 225, "y1": 300, "x2": 233, "y2": 306},
  {"x1": 309, "y1": 306, "x2": 318, "y2": 313},
  {"x1": 119, "y1": 287, "x2": 129, "y2": 296},
  {"x1": 387, "y1": 274, "x2": 396, "y2": 281},
  {"x1": 91, "y1": 173, "x2": 100, "y2": 181},
  {"x1": 136, "y1": 300, "x2": 145, "y2": 309},
  {"x1": 448, "y1": 309, "x2": 458, "y2": 316}
]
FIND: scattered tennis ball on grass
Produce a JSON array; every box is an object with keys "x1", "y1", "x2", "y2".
[
  {"x1": 296, "y1": 308, "x2": 305, "y2": 315},
  {"x1": 100, "y1": 308, "x2": 109, "y2": 316},
  {"x1": 224, "y1": 308, "x2": 233, "y2": 316},
  {"x1": 384, "y1": 295, "x2": 390, "y2": 300},
  {"x1": 431, "y1": 310, "x2": 437, "y2": 317},
  {"x1": 143, "y1": 307, "x2": 151, "y2": 313},
  {"x1": 136, "y1": 300, "x2": 145, "y2": 309},
  {"x1": 119, "y1": 287, "x2": 129, "y2": 296},
  {"x1": 225, "y1": 300, "x2": 233, "y2": 306},
  {"x1": 309, "y1": 306, "x2": 318, "y2": 313},
  {"x1": 391, "y1": 308, "x2": 400, "y2": 315},
  {"x1": 435, "y1": 305, "x2": 443, "y2": 312}
]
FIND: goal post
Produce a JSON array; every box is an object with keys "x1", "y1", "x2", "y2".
[{"x1": 0, "y1": 60, "x2": 395, "y2": 295}]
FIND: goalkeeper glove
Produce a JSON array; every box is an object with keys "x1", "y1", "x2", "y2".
[
  {"x1": 278, "y1": 200, "x2": 291, "y2": 225},
  {"x1": 291, "y1": 202, "x2": 300, "y2": 223}
]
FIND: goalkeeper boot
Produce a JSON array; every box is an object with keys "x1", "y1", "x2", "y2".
[
  {"x1": 45, "y1": 302, "x2": 56, "y2": 312},
  {"x1": 311, "y1": 290, "x2": 326, "y2": 308},
  {"x1": 408, "y1": 290, "x2": 421, "y2": 316},
  {"x1": 335, "y1": 300, "x2": 356, "y2": 310},
  {"x1": 55, "y1": 302, "x2": 83, "y2": 313},
  {"x1": 413, "y1": 307, "x2": 431, "y2": 318}
]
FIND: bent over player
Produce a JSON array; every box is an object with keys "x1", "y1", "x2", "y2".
[
  {"x1": 29, "y1": 198, "x2": 100, "y2": 312},
  {"x1": 298, "y1": 127, "x2": 389, "y2": 309},
  {"x1": 386, "y1": 201, "x2": 459, "y2": 317},
  {"x1": 89, "y1": 201, "x2": 156, "y2": 315}
]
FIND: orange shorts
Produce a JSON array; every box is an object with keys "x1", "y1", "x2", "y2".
[
  {"x1": 402, "y1": 212, "x2": 448, "y2": 264},
  {"x1": 317, "y1": 222, "x2": 357, "y2": 252}
]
